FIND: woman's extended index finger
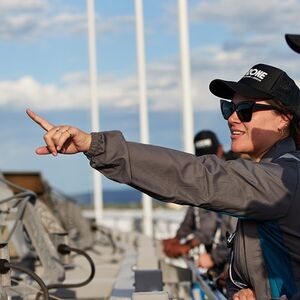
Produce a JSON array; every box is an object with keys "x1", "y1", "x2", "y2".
[{"x1": 26, "y1": 109, "x2": 54, "y2": 132}]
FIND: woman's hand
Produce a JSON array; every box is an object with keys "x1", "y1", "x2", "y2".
[
  {"x1": 26, "y1": 109, "x2": 92, "y2": 156},
  {"x1": 233, "y1": 288, "x2": 256, "y2": 300}
]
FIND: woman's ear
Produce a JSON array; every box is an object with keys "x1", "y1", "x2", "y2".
[
  {"x1": 278, "y1": 113, "x2": 293, "y2": 137},
  {"x1": 280, "y1": 113, "x2": 293, "y2": 127}
]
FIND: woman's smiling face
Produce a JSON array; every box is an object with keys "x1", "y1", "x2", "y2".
[{"x1": 228, "y1": 94, "x2": 290, "y2": 161}]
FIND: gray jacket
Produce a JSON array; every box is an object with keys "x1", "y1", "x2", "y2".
[
  {"x1": 176, "y1": 206, "x2": 220, "y2": 247},
  {"x1": 85, "y1": 131, "x2": 300, "y2": 300}
]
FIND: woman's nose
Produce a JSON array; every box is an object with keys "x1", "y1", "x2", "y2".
[{"x1": 228, "y1": 110, "x2": 240, "y2": 123}]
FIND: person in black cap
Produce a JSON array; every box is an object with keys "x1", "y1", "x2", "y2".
[
  {"x1": 162, "y1": 130, "x2": 224, "y2": 258},
  {"x1": 285, "y1": 34, "x2": 300, "y2": 54},
  {"x1": 27, "y1": 62, "x2": 300, "y2": 300},
  {"x1": 194, "y1": 130, "x2": 223, "y2": 157}
]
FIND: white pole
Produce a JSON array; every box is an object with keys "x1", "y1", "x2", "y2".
[
  {"x1": 178, "y1": 0, "x2": 194, "y2": 153},
  {"x1": 87, "y1": 0, "x2": 103, "y2": 225},
  {"x1": 134, "y1": 0, "x2": 153, "y2": 237}
]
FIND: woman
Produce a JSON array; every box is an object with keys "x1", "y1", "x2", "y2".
[{"x1": 27, "y1": 63, "x2": 300, "y2": 300}]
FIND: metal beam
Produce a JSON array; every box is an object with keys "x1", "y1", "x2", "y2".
[
  {"x1": 134, "y1": 0, "x2": 153, "y2": 237},
  {"x1": 178, "y1": 0, "x2": 194, "y2": 154},
  {"x1": 86, "y1": 0, "x2": 103, "y2": 225}
]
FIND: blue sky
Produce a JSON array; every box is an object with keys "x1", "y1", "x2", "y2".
[{"x1": 1, "y1": 0, "x2": 300, "y2": 195}]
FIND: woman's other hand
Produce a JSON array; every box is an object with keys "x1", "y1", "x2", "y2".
[{"x1": 233, "y1": 288, "x2": 256, "y2": 300}]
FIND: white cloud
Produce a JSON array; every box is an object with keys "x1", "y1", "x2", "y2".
[
  {"x1": 0, "y1": 76, "x2": 88, "y2": 110},
  {"x1": 0, "y1": 74, "x2": 138, "y2": 111},
  {"x1": 155, "y1": 0, "x2": 300, "y2": 111},
  {"x1": 1, "y1": 35, "x2": 300, "y2": 113},
  {"x1": 188, "y1": 0, "x2": 300, "y2": 62},
  {"x1": 190, "y1": 0, "x2": 300, "y2": 34},
  {"x1": 0, "y1": 69, "x2": 177, "y2": 112},
  {"x1": 0, "y1": 0, "x2": 134, "y2": 40},
  {"x1": 0, "y1": 0, "x2": 48, "y2": 12},
  {"x1": 1, "y1": 0, "x2": 300, "y2": 113}
]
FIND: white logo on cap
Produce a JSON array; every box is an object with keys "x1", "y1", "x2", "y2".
[
  {"x1": 195, "y1": 138, "x2": 212, "y2": 149},
  {"x1": 243, "y1": 68, "x2": 268, "y2": 82}
]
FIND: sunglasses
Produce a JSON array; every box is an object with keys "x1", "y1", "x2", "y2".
[{"x1": 220, "y1": 100, "x2": 278, "y2": 122}]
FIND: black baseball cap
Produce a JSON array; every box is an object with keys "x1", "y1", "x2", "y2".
[
  {"x1": 285, "y1": 34, "x2": 300, "y2": 54},
  {"x1": 194, "y1": 130, "x2": 220, "y2": 156},
  {"x1": 209, "y1": 63, "x2": 300, "y2": 119}
]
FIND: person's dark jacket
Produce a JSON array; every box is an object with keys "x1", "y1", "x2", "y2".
[{"x1": 176, "y1": 206, "x2": 219, "y2": 247}]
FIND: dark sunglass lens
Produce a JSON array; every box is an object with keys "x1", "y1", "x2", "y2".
[
  {"x1": 236, "y1": 103, "x2": 254, "y2": 122},
  {"x1": 221, "y1": 101, "x2": 234, "y2": 120}
]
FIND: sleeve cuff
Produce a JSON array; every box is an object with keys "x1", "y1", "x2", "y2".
[{"x1": 84, "y1": 132, "x2": 105, "y2": 159}]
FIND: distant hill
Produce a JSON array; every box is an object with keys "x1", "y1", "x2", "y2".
[{"x1": 72, "y1": 189, "x2": 142, "y2": 207}]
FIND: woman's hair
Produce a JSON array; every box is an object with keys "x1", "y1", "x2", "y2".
[{"x1": 268, "y1": 99, "x2": 300, "y2": 149}]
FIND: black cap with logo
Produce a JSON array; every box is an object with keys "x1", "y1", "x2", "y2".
[
  {"x1": 194, "y1": 130, "x2": 220, "y2": 156},
  {"x1": 209, "y1": 63, "x2": 300, "y2": 119}
]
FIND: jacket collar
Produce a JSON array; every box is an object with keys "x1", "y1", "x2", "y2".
[{"x1": 260, "y1": 137, "x2": 296, "y2": 163}]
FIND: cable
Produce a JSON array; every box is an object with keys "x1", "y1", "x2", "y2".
[
  {"x1": 11, "y1": 278, "x2": 63, "y2": 300},
  {"x1": 46, "y1": 244, "x2": 95, "y2": 290},
  {"x1": 5, "y1": 199, "x2": 29, "y2": 243},
  {"x1": 0, "y1": 177, "x2": 38, "y2": 242},
  {"x1": 0, "y1": 191, "x2": 34, "y2": 206},
  {"x1": 0, "y1": 259, "x2": 49, "y2": 300},
  {"x1": 0, "y1": 180, "x2": 95, "y2": 294}
]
